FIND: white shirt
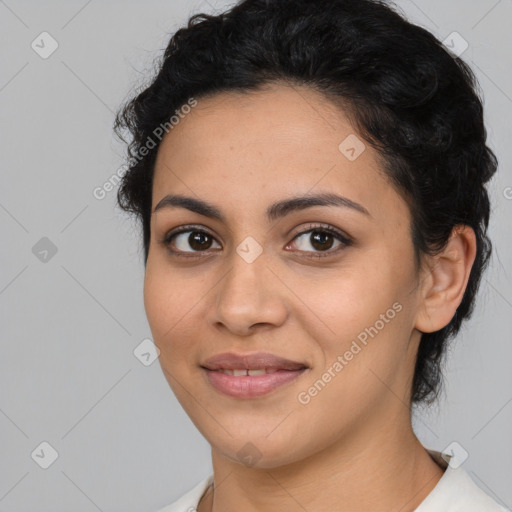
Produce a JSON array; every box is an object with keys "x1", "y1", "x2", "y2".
[{"x1": 155, "y1": 450, "x2": 509, "y2": 512}]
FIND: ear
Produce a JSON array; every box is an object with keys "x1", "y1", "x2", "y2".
[{"x1": 414, "y1": 225, "x2": 477, "y2": 334}]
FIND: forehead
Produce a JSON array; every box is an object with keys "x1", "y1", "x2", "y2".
[
  {"x1": 157, "y1": 83, "x2": 357, "y2": 155},
  {"x1": 152, "y1": 83, "x2": 403, "y2": 224}
]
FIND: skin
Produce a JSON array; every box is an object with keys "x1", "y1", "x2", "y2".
[{"x1": 144, "y1": 82, "x2": 477, "y2": 512}]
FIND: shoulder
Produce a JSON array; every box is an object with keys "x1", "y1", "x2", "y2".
[
  {"x1": 153, "y1": 474, "x2": 214, "y2": 512},
  {"x1": 415, "y1": 450, "x2": 509, "y2": 512}
]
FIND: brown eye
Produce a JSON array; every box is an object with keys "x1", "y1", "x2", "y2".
[
  {"x1": 187, "y1": 232, "x2": 214, "y2": 251},
  {"x1": 309, "y1": 231, "x2": 335, "y2": 251},
  {"x1": 287, "y1": 224, "x2": 352, "y2": 258},
  {"x1": 163, "y1": 228, "x2": 221, "y2": 256}
]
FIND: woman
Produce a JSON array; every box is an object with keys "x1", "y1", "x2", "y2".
[{"x1": 114, "y1": 0, "x2": 508, "y2": 510}]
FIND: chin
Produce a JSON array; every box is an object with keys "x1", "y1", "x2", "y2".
[{"x1": 211, "y1": 434, "x2": 307, "y2": 470}]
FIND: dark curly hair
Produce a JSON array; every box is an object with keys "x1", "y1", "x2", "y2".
[{"x1": 113, "y1": 0, "x2": 498, "y2": 405}]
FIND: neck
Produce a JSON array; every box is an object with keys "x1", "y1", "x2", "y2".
[{"x1": 199, "y1": 411, "x2": 445, "y2": 512}]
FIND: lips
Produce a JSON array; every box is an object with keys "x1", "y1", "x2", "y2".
[
  {"x1": 200, "y1": 351, "x2": 308, "y2": 372},
  {"x1": 201, "y1": 352, "x2": 308, "y2": 398}
]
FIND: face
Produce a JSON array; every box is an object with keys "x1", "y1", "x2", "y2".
[{"x1": 144, "y1": 83, "x2": 424, "y2": 469}]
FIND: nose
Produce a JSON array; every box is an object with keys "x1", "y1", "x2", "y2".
[{"x1": 206, "y1": 248, "x2": 289, "y2": 337}]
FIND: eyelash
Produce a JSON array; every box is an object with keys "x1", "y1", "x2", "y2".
[{"x1": 159, "y1": 223, "x2": 353, "y2": 260}]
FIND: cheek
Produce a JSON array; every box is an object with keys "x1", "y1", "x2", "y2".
[
  {"x1": 295, "y1": 254, "x2": 414, "y2": 375},
  {"x1": 143, "y1": 263, "x2": 200, "y2": 352},
  {"x1": 143, "y1": 267, "x2": 203, "y2": 405},
  {"x1": 143, "y1": 267, "x2": 170, "y2": 340},
  {"x1": 294, "y1": 263, "x2": 398, "y2": 339}
]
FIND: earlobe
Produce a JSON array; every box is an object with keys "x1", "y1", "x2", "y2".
[{"x1": 414, "y1": 225, "x2": 477, "y2": 334}]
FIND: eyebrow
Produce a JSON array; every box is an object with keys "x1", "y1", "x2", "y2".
[{"x1": 153, "y1": 192, "x2": 371, "y2": 221}]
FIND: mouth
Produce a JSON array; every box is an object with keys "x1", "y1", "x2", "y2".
[
  {"x1": 201, "y1": 351, "x2": 308, "y2": 372},
  {"x1": 200, "y1": 352, "x2": 309, "y2": 398},
  {"x1": 209, "y1": 368, "x2": 294, "y2": 376}
]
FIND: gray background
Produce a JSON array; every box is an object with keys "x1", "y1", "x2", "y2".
[{"x1": 0, "y1": 0, "x2": 511, "y2": 511}]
